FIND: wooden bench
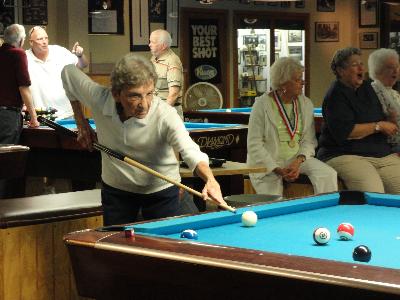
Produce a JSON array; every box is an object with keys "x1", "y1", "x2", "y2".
[
  {"x1": 0, "y1": 189, "x2": 102, "y2": 300},
  {"x1": 244, "y1": 175, "x2": 345, "y2": 199}
]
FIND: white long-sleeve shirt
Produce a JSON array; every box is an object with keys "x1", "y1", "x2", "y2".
[{"x1": 61, "y1": 64, "x2": 208, "y2": 194}]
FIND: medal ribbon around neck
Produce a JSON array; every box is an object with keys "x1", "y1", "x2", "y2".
[{"x1": 272, "y1": 90, "x2": 299, "y2": 141}]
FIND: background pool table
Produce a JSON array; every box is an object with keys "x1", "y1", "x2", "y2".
[
  {"x1": 64, "y1": 191, "x2": 400, "y2": 299},
  {"x1": 19, "y1": 120, "x2": 249, "y2": 195},
  {"x1": 184, "y1": 107, "x2": 324, "y2": 133}
]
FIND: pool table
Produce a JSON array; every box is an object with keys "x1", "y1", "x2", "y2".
[
  {"x1": 20, "y1": 120, "x2": 248, "y2": 181},
  {"x1": 64, "y1": 191, "x2": 400, "y2": 299},
  {"x1": 184, "y1": 107, "x2": 324, "y2": 133}
]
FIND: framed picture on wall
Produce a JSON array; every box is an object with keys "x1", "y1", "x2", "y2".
[
  {"x1": 259, "y1": 51, "x2": 267, "y2": 66},
  {"x1": 243, "y1": 35, "x2": 258, "y2": 46},
  {"x1": 359, "y1": 0, "x2": 378, "y2": 27},
  {"x1": 359, "y1": 32, "x2": 378, "y2": 49},
  {"x1": 288, "y1": 46, "x2": 303, "y2": 61},
  {"x1": 149, "y1": 0, "x2": 166, "y2": 23},
  {"x1": 317, "y1": 0, "x2": 335, "y2": 12},
  {"x1": 295, "y1": 1, "x2": 305, "y2": 8},
  {"x1": 274, "y1": 31, "x2": 281, "y2": 50},
  {"x1": 0, "y1": 2, "x2": 15, "y2": 36},
  {"x1": 288, "y1": 30, "x2": 302, "y2": 43},
  {"x1": 88, "y1": 0, "x2": 124, "y2": 34},
  {"x1": 315, "y1": 22, "x2": 339, "y2": 42},
  {"x1": 22, "y1": 0, "x2": 48, "y2": 25}
]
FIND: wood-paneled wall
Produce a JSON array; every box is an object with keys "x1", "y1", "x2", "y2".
[{"x1": 0, "y1": 216, "x2": 102, "y2": 300}]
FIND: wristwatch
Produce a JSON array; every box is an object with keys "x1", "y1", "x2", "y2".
[{"x1": 374, "y1": 122, "x2": 381, "y2": 133}]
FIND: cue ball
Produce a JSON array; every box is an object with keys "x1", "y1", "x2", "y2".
[
  {"x1": 353, "y1": 245, "x2": 372, "y2": 262},
  {"x1": 180, "y1": 229, "x2": 198, "y2": 240},
  {"x1": 241, "y1": 211, "x2": 258, "y2": 227},
  {"x1": 313, "y1": 227, "x2": 331, "y2": 245},
  {"x1": 337, "y1": 223, "x2": 354, "y2": 240}
]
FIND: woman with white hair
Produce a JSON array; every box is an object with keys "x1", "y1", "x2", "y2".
[
  {"x1": 247, "y1": 57, "x2": 337, "y2": 196},
  {"x1": 317, "y1": 47, "x2": 400, "y2": 194},
  {"x1": 369, "y1": 48, "x2": 400, "y2": 152}
]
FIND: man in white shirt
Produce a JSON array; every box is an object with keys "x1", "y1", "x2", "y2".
[
  {"x1": 26, "y1": 26, "x2": 88, "y2": 119},
  {"x1": 61, "y1": 54, "x2": 226, "y2": 225}
]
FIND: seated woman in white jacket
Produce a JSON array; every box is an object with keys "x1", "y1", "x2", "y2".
[{"x1": 247, "y1": 57, "x2": 338, "y2": 196}]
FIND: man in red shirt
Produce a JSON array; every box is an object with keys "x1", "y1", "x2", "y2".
[
  {"x1": 0, "y1": 23, "x2": 39, "y2": 144},
  {"x1": 0, "y1": 24, "x2": 38, "y2": 198}
]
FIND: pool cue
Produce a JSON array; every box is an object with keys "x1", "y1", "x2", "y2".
[{"x1": 38, "y1": 116, "x2": 236, "y2": 213}]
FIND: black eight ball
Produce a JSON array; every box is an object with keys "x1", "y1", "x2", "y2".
[{"x1": 352, "y1": 245, "x2": 371, "y2": 262}]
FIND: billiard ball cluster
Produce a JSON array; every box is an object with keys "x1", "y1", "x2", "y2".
[{"x1": 313, "y1": 223, "x2": 371, "y2": 263}]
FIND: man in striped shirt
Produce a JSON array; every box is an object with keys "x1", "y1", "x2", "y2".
[{"x1": 149, "y1": 29, "x2": 184, "y2": 119}]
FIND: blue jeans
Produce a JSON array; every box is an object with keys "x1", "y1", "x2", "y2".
[{"x1": 101, "y1": 182, "x2": 181, "y2": 225}]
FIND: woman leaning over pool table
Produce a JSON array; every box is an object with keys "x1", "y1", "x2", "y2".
[
  {"x1": 61, "y1": 53, "x2": 226, "y2": 225},
  {"x1": 247, "y1": 57, "x2": 338, "y2": 196}
]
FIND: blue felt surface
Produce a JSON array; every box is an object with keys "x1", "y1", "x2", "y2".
[
  {"x1": 134, "y1": 193, "x2": 400, "y2": 269},
  {"x1": 55, "y1": 119, "x2": 241, "y2": 131},
  {"x1": 199, "y1": 107, "x2": 322, "y2": 116}
]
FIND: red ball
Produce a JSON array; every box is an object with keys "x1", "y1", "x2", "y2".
[{"x1": 337, "y1": 223, "x2": 354, "y2": 240}]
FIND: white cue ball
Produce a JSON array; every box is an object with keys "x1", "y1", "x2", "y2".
[
  {"x1": 226, "y1": 108, "x2": 232, "y2": 112},
  {"x1": 241, "y1": 210, "x2": 258, "y2": 227}
]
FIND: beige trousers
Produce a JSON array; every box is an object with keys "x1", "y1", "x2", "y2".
[
  {"x1": 326, "y1": 153, "x2": 400, "y2": 194},
  {"x1": 250, "y1": 157, "x2": 338, "y2": 196}
]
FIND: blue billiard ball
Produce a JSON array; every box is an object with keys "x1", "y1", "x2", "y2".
[{"x1": 180, "y1": 229, "x2": 198, "y2": 240}]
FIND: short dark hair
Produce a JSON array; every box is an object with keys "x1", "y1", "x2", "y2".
[{"x1": 331, "y1": 47, "x2": 362, "y2": 78}]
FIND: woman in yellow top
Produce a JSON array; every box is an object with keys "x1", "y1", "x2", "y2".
[{"x1": 247, "y1": 57, "x2": 337, "y2": 196}]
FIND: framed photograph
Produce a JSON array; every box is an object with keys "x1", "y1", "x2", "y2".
[
  {"x1": 243, "y1": 35, "x2": 258, "y2": 46},
  {"x1": 288, "y1": 46, "x2": 303, "y2": 61},
  {"x1": 295, "y1": 1, "x2": 305, "y2": 8},
  {"x1": 0, "y1": 2, "x2": 15, "y2": 36},
  {"x1": 359, "y1": 0, "x2": 378, "y2": 28},
  {"x1": 317, "y1": 0, "x2": 335, "y2": 12},
  {"x1": 259, "y1": 52, "x2": 267, "y2": 66},
  {"x1": 22, "y1": 0, "x2": 48, "y2": 25},
  {"x1": 245, "y1": 55, "x2": 253, "y2": 66},
  {"x1": 288, "y1": 30, "x2": 302, "y2": 43},
  {"x1": 166, "y1": 0, "x2": 179, "y2": 47},
  {"x1": 258, "y1": 34, "x2": 267, "y2": 50},
  {"x1": 149, "y1": 0, "x2": 166, "y2": 23},
  {"x1": 315, "y1": 22, "x2": 339, "y2": 42},
  {"x1": 88, "y1": 0, "x2": 124, "y2": 34},
  {"x1": 274, "y1": 31, "x2": 281, "y2": 50},
  {"x1": 359, "y1": 32, "x2": 378, "y2": 49},
  {"x1": 281, "y1": 2, "x2": 291, "y2": 8},
  {"x1": 243, "y1": 50, "x2": 258, "y2": 65}
]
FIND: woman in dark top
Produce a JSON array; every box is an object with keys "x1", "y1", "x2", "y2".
[{"x1": 317, "y1": 47, "x2": 400, "y2": 193}]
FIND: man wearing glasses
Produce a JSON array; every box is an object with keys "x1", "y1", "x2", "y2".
[{"x1": 26, "y1": 26, "x2": 89, "y2": 120}]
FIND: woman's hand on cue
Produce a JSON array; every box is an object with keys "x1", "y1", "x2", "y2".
[
  {"x1": 202, "y1": 179, "x2": 226, "y2": 206},
  {"x1": 76, "y1": 120, "x2": 97, "y2": 151}
]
